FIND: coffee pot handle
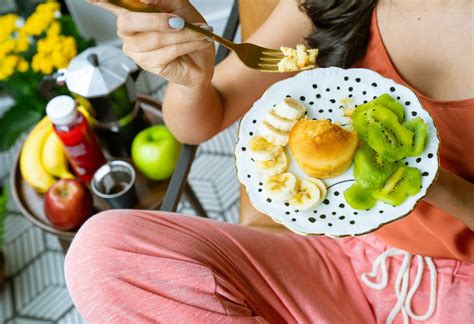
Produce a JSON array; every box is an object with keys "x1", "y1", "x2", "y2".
[{"x1": 38, "y1": 69, "x2": 68, "y2": 101}]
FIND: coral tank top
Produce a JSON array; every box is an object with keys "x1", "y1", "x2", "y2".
[{"x1": 352, "y1": 10, "x2": 474, "y2": 262}]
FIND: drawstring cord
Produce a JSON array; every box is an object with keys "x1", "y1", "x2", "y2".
[{"x1": 360, "y1": 248, "x2": 437, "y2": 324}]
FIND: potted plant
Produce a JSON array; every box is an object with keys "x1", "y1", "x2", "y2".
[
  {"x1": 0, "y1": 182, "x2": 8, "y2": 291},
  {"x1": 0, "y1": 0, "x2": 94, "y2": 151}
]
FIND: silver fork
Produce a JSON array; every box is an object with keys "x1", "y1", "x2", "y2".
[{"x1": 106, "y1": 0, "x2": 285, "y2": 72}]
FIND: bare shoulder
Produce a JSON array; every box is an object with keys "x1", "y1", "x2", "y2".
[{"x1": 377, "y1": 0, "x2": 473, "y2": 100}]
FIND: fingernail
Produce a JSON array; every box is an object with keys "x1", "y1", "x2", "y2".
[
  {"x1": 197, "y1": 24, "x2": 213, "y2": 32},
  {"x1": 168, "y1": 17, "x2": 185, "y2": 30}
]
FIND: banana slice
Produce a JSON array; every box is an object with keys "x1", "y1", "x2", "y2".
[
  {"x1": 274, "y1": 98, "x2": 307, "y2": 120},
  {"x1": 263, "y1": 172, "x2": 298, "y2": 201},
  {"x1": 258, "y1": 121, "x2": 289, "y2": 146},
  {"x1": 256, "y1": 151, "x2": 288, "y2": 178},
  {"x1": 266, "y1": 109, "x2": 297, "y2": 132},
  {"x1": 307, "y1": 178, "x2": 327, "y2": 203},
  {"x1": 288, "y1": 180, "x2": 321, "y2": 211},
  {"x1": 248, "y1": 136, "x2": 283, "y2": 161}
]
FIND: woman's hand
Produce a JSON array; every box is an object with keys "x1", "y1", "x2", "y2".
[
  {"x1": 88, "y1": 0, "x2": 215, "y2": 87},
  {"x1": 424, "y1": 167, "x2": 474, "y2": 231}
]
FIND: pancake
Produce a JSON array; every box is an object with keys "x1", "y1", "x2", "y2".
[{"x1": 289, "y1": 119, "x2": 358, "y2": 178}]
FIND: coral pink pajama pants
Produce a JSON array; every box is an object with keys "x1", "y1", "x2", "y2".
[{"x1": 64, "y1": 210, "x2": 473, "y2": 323}]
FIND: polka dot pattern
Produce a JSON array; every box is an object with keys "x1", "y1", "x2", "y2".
[{"x1": 236, "y1": 67, "x2": 440, "y2": 236}]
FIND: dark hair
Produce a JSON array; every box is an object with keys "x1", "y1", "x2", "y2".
[{"x1": 301, "y1": 0, "x2": 378, "y2": 68}]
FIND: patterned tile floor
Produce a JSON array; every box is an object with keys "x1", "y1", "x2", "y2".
[{"x1": 0, "y1": 76, "x2": 240, "y2": 322}]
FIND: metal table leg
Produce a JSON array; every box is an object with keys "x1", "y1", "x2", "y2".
[
  {"x1": 159, "y1": 0, "x2": 240, "y2": 215},
  {"x1": 184, "y1": 182, "x2": 209, "y2": 218}
]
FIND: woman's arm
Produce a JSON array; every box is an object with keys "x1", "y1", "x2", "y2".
[
  {"x1": 90, "y1": 0, "x2": 313, "y2": 144},
  {"x1": 424, "y1": 168, "x2": 474, "y2": 230},
  {"x1": 163, "y1": 0, "x2": 313, "y2": 144}
]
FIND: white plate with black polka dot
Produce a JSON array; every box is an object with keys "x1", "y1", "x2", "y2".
[{"x1": 235, "y1": 67, "x2": 440, "y2": 237}]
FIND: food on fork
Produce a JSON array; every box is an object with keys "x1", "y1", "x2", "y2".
[
  {"x1": 263, "y1": 172, "x2": 298, "y2": 201},
  {"x1": 248, "y1": 136, "x2": 283, "y2": 161},
  {"x1": 288, "y1": 179, "x2": 322, "y2": 211},
  {"x1": 289, "y1": 119, "x2": 359, "y2": 178},
  {"x1": 274, "y1": 97, "x2": 307, "y2": 120},
  {"x1": 278, "y1": 44, "x2": 318, "y2": 72},
  {"x1": 255, "y1": 151, "x2": 288, "y2": 178}
]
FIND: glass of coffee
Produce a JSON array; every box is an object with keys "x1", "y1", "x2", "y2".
[{"x1": 91, "y1": 161, "x2": 138, "y2": 209}]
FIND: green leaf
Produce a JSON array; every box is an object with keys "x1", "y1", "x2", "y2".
[{"x1": 0, "y1": 106, "x2": 43, "y2": 151}]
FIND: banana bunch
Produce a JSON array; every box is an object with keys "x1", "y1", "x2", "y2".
[{"x1": 20, "y1": 116, "x2": 74, "y2": 194}]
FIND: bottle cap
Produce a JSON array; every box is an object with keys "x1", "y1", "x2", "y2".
[{"x1": 46, "y1": 96, "x2": 78, "y2": 126}]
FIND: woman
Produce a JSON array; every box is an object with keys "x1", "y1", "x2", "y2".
[{"x1": 65, "y1": 0, "x2": 473, "y2": 322}]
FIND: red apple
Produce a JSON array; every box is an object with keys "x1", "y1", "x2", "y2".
[{"x1": 44, "y1": 179, "x2": 93, "y2": 230}]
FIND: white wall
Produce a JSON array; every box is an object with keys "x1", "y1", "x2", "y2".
[{"x1": 66, "y1": 0, "x2": 235, "y2": 45}]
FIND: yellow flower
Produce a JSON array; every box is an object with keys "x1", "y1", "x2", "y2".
[
  {"x1": 32, "y1": 52, "x2": 53, "y2": 75},
  {"x1": 15, "y1": 32, "x2": 30, "y2": 53},
  {"x1": 8, "y1": 0, "x2": 80, "y2": 76},
  {"x1": 0, "y1": 39, "x2": 16, "y2": 59},
  {"x1": 0, "y1": 55, "x2": 19, "y2": 80},
  {"x1": 47, "y1": 21, "x2": 61, "y2": 37},
  {"x1": 17, "y1": 58, "x2": 29, "y2": 72},
  {"x1": 31, "y1": 53, "x2": 43, "y2": 72},
  {"x1": 32, "y1": 31, "x2": 77, "y2": 75},
  {"x1": 51, "y1": 51, "x2": 67, "y2": 68},
  {"x1": 22, "y1": 1, "x2": 60, "y2": 36},
  {"x1": 40, "y1": 59, "x2": 54, "y2": 75},
  {"x1": 37, "y1": 2, "x2": 61, "y2": 14},
  {"x1": 0, "y1": 14, "x2": 20, "y2": 42}
]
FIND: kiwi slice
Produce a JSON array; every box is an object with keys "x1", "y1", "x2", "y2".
[
  {"x1": 344, "y1": 183, "x2": 377, "y2": 210},
  {"x1": 372, "y1": 166, "x2": 421, "y2": 206},
  {"x1": 354, "y1": 143, "x2": 398, "y2": 188},
  {"x1": 403, "y1": 117, "x2": 427, "y2": 157},
  {"x1": 352, "y1": 104, "x2": 398, "y2": 141},
  {"x1": 372, "y1": 94, "x2": 405, "y2": 122},
  {"x1": 368, "y1": 118, "x2": 413, "y2": 162}
]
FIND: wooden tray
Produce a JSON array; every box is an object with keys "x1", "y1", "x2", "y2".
[{"x1": 11, "y1": 95, "x2": 169, "y2": 240}]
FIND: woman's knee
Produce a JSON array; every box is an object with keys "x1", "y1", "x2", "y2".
[
  {"x1": 64, "y1": 210, "x2": 134, "y2": 304},
  {"x1": 64, "y1": 210, "x2": 187, "y2": 289}
]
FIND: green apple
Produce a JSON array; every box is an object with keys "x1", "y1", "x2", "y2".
[{"x1": 131, "y1": 125, "x2": 182, "y2": 180}]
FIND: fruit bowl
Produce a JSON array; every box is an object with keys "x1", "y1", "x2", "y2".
[
  {"x1": 11, "y1": 95, "x2": 170, "y2": 241},
  {"x1": 235, "y1": 67, "x2": 440, "y2": 237}
]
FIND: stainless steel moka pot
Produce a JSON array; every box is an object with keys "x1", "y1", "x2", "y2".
[{"x1": 40, "y1": 45, "x2": 150, "y2": 157}]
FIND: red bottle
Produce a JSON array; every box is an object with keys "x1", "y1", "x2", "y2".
[{"x1": 46, "y1": 96, "x2": 106, "y2": 183}]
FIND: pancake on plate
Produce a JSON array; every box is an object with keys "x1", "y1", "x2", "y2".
[{"x1": 289, "y1": 119, "x2": 358, "y2": 178}]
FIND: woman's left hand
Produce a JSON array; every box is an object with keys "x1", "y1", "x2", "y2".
[{"x1": 424, "y1": 167, "x2": 474, "y2": 230}]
